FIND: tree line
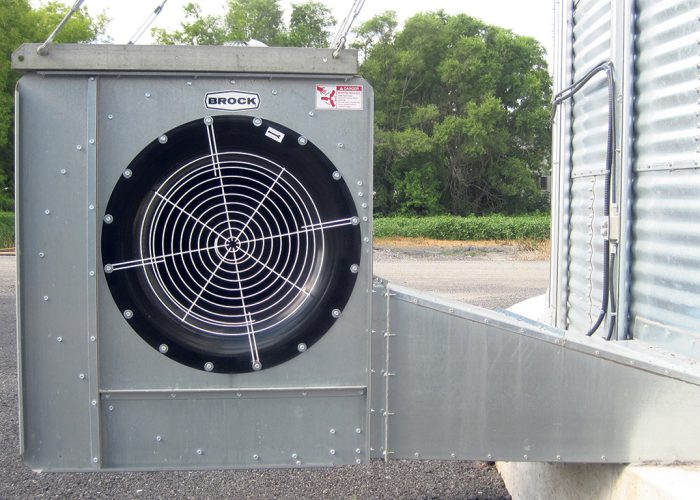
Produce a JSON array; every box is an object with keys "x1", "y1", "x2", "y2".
[{"x1": 0, "y1": 1, "x2": 551, "y2": 215}]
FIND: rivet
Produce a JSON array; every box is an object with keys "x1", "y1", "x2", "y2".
[
  {"x1": 104, "y1": 214, "x2": 114, "y2": 224},
  {"x1": 337, "y1": 142, "x2": 344, "y2": 148},
  {"x1": 361, "y1": 203, "x2": 368, "y2": 209},
  {"x1": 91, "y1": 400, "x2": 97, "y2": 406},
  {"x1": 76, "y1": 145, "x2": 83, "y2": 151},
  {"x1": 295, "y1": 460, "x2": 302, "y2": 466},
  {"x1": 355, "y1": 428, "x2": 362, "y2": 434},
  {"x1": 358, "y1": 191, "x2": 364, "y2": 197},
  {"x1": 108, "y1": 405, "x2": 114, "y2": 411},
  {"x1": 145, "y1": 92, "x2": 152, "y2": 98},
  {"x1": 186, "y1": 81, "x2": 193, "y2": 86},
  {"x1": 363, "y1": 236, "x2": 370, "y2": 243},
  {"x1": 253, "y1": 361, "x2": 262, "y2": 371},
  {"x1": 123, "y1": 169, "x2": 133, "y2": 179},
  {"x1": 414, "y1": 452, "x2": 420, "y2": 458},
  {"x1": 556, "y1": 454, "x2": 561, "y2": 460},
  {"x1": 56, "y1": 336, "x2": 63, "y2": 343},
  {"x1": 350, "y1": 264, "x2": 359, "y2": 274},
  {"x1": 43, "y1": 295, "x2": 49, "y2": 301},
  {"x1": 59, "y1": 168, "x2": 67, "y2": 175},
  {"x1": 159, "y1": 344, "x2": 169, "y2": 354},
  {"x1": 301, "y1": 391, "x2": 307, "y2": 396},
  {"x1": 291, "y1": 453, "x2": 298, "y2": 459},
  {"x1": 601, "y1": 455, "x2": 607, "y2": 461},
  {"x1": 253, "y1": 117, "x2": 263, "y2": 127},
  {"x1": 330, "y1": 449, "x2": 336, "y2": 455},
  {"x1": 355, "y1": 448, "x2": 361, "y2": 454},
  {"x1": 104, "y1": 264, "x2": 113, "y2": 274},
  {"x1": 271, "y1": 89, "x2": 278, "y2": 95},
  {"x1": 298, "y1": 136, "x2": 308, "y2": 146},
  {"x1": 331, "y1": 308, "x2": 341, "y2": 318},
  {"x1": 89, "y1": 76, "x2": 95, "y2": 81},
  {"x1": 156, "y1": 435, "x2": 162, "y2": 442},
  {"x1": 451, "y1": 453, "x2": 456, "y2": 459},
  {"x1": 204, "y1": 362, "x2": 214, "y2": 372},
  {"x1": 308, "y1": 111, "x2": 315, "y2": 116},
  {"x1": 89, "y1": 138, "x2": 95, "y2": 145},
  {"x1": 90, "y1": 336, "x2": 96, "y2": 342},
  {"x1": 89, "y1": 270, "x2": 95, "y2": 277},
  {"x1": 330, "y1": 428, "x2": 336, "y2": 434},
  {"x1": 38, "y1": 252, "x2": 45, "y2": 258},
  {"x1": 332, "y1": 171, "x2": 342, "y2": 180},
  {"x1": 253, "y1": 454, "x2": 259, "y2": 460},
  {"x1": 88, "y1": 204, "x2": 95, "y2": 211},
  {"x1": 523, "y1": 454, "x2": 528, "y2": 460},
  {"x1": 158, "y1": 135, "x2": 168, "y2": 144},
  {"x1": 487, "y1": 453, "x2": 492, "y2": 459},
  {"x1": 171, "y1": 393, "x2": 176, "y2": 398},
  {"x1": 355, "y1": 459, "x2": 361, "y2": 464},
  {"x1": 196, "y1": 449, "x2": 203, "y2": 455},
  {"x1": 123, "y1": 309, "x2": 133, "y2": 319},
  {"x1": 229, "y1": 80, "x2": 236, "y2": 84},
  {"x1": 44, "y1": 209, "x2": 51, "y2": 215},
  {"x1": 322, "y1": 57, "x2": 328, "y2": 63},
  {"x1": 107, "y1": 114, "x2": 113, "y2": 120},
  {"x1": 362, "y1": 216, "x2": 368, "y2": 222},
  {"x1": 79, "y1": 373, "x2": 85, "y2": 380},
  {"x1": 92, "y1": 457, "x2": 99, "y2": 463},
  {"x1": 351, "y1": 216, "x2": 359, "y2": 225},
  {"x1": 297, "y1": 343, "x2": 307, "y2": 352}
]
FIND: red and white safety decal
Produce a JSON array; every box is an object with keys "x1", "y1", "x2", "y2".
[{"x1": 315, "y1": 84, "x2": 363, "y2": 110}]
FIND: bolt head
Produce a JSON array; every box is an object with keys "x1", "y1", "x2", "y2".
[
  {"x1": 104, "y1": 214, "x2": 114, "y2": 224},
  {"x1": 331, "y1": 308, "x2": 341, "y2": 318},
  {"x1": 204, "y1": 116, "x2": 213, "y2": 125},
  {"x1": 297, "y1": 343, "x2": 307, "y2": 352},
  {"x1": 123, "y1": 309, "x2": 133, "y2": 319},
  {"x1": 271, "y1": 89, "x2": 278, "y2": 95},
  {"x1": 291, "y1": 453, "x2": 298, "y2": 459},
  {"x1": 59, "y1": 169, "x2": 67, "y2": 175},
  {"x1": 332, "y1": 171, "x2": 341, "y2": 180},
  {"x1": 104, "y1": 264, "x2": 113, "y2": 274},
  {"x1": 308, "y1": 111, "x2": 315, "y2": 116},
  {"x1": 91, "y1": 400, "x2": 97, "y2": 406},
  {"x1": 89, "y1": 138, "x2": 95, "y2": 145},
  {"x1": 56, "y1": 336, "x2": 63, "y2": 343},
  {"x1": 76, "y1": 145, "x2": 83, "y2": 151},
  {"x1": 43, "y1": 295, "x2": 49, "y2": 301},
  {"x1": 330, "y1": 449, "x2": 336, "y2": 455},
  {"x1": 357, "y1": 180, "x2": 363, "y2": 186},
  {"x1": 351, "y1": 217, "x2": 359, "y2": 225},
  {"x1": 88, "y1": 204, "x2": 95, "y2": 210},
  {"x1": 145, "y1": 92, "x2": 151, "y2": 98},
  {"x1": 89, "y1": 270, "x2": 95, "y2": 277},
  {"x1": 252, "y1": 361, "x2": 262, "y2": 371},
  {"x1": 355, "y1": 428, "x2": 362, "y2": 434},
  {"x1": 123, "y1": 169, "x2": 133, "y2": 179},
  {"x1": 355, "y1": 448, "x2": 361, "y2": 454},
  {"x1": 414, "y1": 452, "x2": 420, "y2": 458},
  {"x1": 204, "y1": 362, "x2": 214, "y2": 372},
  {"x1": 363, "y1": 236, "x2": 370, "y2": 243},
  {"x1": 297, "y1": 136, "x2": 308, "y2": 146},
  {"x1": 295, "y1": 460, "x2": 302, "y2": 466},
  {"x1": 38, "y1": 252, "x2": 45, "y2": 258},
  {"x1": 337, "y1": 142, "x2": 344, "y2": 148},
  {"x1": 156, "y1": 435, "x2": 162, "y2": 442},
  {"x1": 196, "y1": 449, "x2": 203, "y2": 455},
  {"x1": 79, "y1": 373, "x2": 85, "y2": 380},
  {"x1": 358, "y1": 192, "x2": 364, "y2": 197},
  {"x1": 44, "y1": 209, "x2": 51, "y2": 215},
  {"x1": 90, "y1": 336, "x2": 96, "y2": 342},
  {"x1": 329, "y1": 428, "x2": 336, "y2": 434},
  {"x1": 108, "y1": 405, "x2": 114, "y2": 411},
  {"x1": 107, "y1": 114, "x2": 113, "y2": 120},
  {"x1": 187, "y1": 81, "x2": 193, "y2": 86},
  {"x1": 253, "y1": 117, "x2": 263, "y2": 127},
  {"x1": 159, "y1": 344, "x2": 169, "y2": 354},
  {"x1": 253, "y1": 454, "x2": 259, "y2": 460},
  {"x1": 93, "y1": 457, "x2": 99, "y2": 463},
  {"x1": 355, "y1": 458, "x2": 361, "y2": 464},
  {"x1": 158, "y1": 135, "x2": 168, "y2": 144},
  {"x1": 350, "y1": 264, "x2": 359, "y2": 274}
]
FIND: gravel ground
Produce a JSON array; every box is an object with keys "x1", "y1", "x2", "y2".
[{"x1": 0, "y1": 252, "x2": 518, "y2": 499}]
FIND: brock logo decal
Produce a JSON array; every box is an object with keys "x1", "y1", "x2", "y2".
[{"x1": 205, "y1": 90, "x2": 260, "y2": 112}]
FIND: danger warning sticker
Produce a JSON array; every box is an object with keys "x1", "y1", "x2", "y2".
[{"x1": 315, "y1": 84, "x2": 363, "y2": 110}]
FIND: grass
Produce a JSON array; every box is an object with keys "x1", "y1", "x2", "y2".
[
  {"x1": 374, "y1": 214, "x2": 551, "y2": 241},
  {"x1": 0, "y1": 212, "x2": 14, "y2": 249}
]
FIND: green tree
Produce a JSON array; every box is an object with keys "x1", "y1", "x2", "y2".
[
  {"x1": 0, "y1": 1, "x2": 105, "y2": 206},
  {"x1": 155, "y1": 0, "x2": 336, "y2": 48},
  {"x1": 357, "y1": 11, "x2": 551, "y2": 215},
  {"x1": 287, "y1": 1, "x2": 335, "y2": 48}
]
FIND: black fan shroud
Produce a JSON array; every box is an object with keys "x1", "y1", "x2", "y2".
[{"x1": 102, "y1": 115, "x2": 362, "y2": 373}]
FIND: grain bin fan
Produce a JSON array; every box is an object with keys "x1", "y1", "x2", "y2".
[
  {"x1": 14, "y1": 43, "x2": 700, "y2": 472},
  {"x1": 13, "y1": 44, "x2": 373, "y2": 470}
]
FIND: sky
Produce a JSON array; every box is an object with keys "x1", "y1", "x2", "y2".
[{"x1": 34, "y1": 0, "x2": 554, "y2": 67}]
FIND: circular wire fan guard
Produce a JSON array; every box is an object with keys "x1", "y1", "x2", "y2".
[{"x1": 102, "y1": 116, "x2": 362, "y2": 373}]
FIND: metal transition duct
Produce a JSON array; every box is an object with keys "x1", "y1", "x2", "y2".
[{"x1": 13, "y1": 43, "x2": 700, "y2": 471}]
